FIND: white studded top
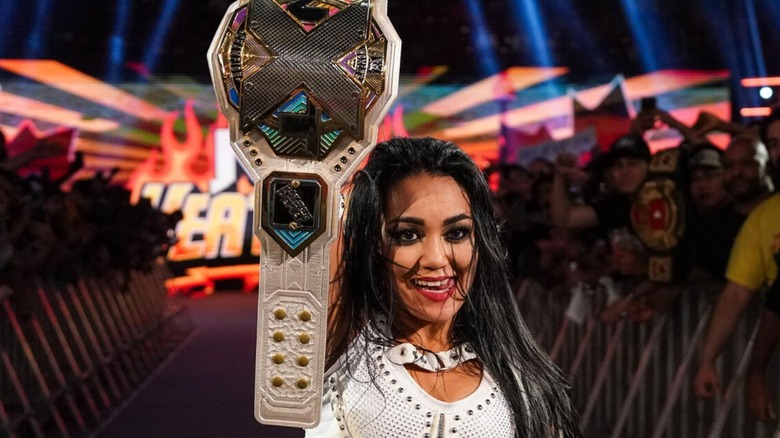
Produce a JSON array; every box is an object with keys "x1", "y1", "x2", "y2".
[{"x1": 305, "y1": 325, "x2": 515, "y2": 438}]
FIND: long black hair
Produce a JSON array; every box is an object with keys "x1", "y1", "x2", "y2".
[{"x1": 329, "y1": 137, "x2": 580, "y2": 437}]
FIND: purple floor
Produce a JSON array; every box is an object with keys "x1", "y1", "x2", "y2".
[{"x1": 97, "y1": 292, "x2": 304, "y2": 438}]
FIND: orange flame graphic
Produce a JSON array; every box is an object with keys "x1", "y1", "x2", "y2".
[{"x1": 128, "y1": 100, "x2": 223, "y2": 203}]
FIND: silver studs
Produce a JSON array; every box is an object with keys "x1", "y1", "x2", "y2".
[
  {"x1": 398, "y1": 387, "x2": 404, "y2": 393},
  {"x1": 477, "y1": 404, "x2": 483, "y2": 410},
  {"x1": 468, "y1": 410, "x2": 474, "y2": 415},
  {"x1": 384, "y1": 371, "x2": 390, "y2": 376},
  {"x1": 390, "y1": 379, "x2": 397, "y2": 385},
  {"x1": 425, "y1": 422, "x2": 431, "y2": 427},
  {"x1": 486, "y1": 399, "x2": 491, "y2": 405},
  {"x1": 406, "y1": 396, "x2": 412, "y2": 402},
  {"x1": 426, "y1": 412, "x2": 432, "y2": 418},
  {"x1": 454, "y1": 415, "x2": 460, "y2": 421},
  {"x1": 415, "y1": 404, "x2": 421, "y2": 410},
  {"x1": 490, "y1": 393, "x2": 496, "y2": 398},
  {"x1": 451, "y1": 428, "x2": 457, "y2": 434}
]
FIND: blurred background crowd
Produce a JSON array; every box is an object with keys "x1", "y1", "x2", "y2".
[
  {"x1": 490, "y1": 106, "x2": 779, "y2": 325},
  {"x1": 490, "y1": 105, "x2": 780, "y2": 421},
  {"x1": 0, "y1": 129, "x2": 182, "y2": 292}
]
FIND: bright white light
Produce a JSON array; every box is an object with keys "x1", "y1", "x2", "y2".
[{"x1": 760, "y1": 87, "x2": 774, "y2": 99}]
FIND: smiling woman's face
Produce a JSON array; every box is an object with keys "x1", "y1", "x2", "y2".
[{"x1": 382, "y1": 172, "x2": 476, "y2": 331}]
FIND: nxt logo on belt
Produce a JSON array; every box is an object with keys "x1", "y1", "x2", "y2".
[{"x1": 214, "y1": 1, "x2": 389, "y2": 161}]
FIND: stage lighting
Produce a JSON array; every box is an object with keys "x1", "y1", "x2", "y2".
[
  {"x1": 107, "y1": 0, "x2": 132, "y2": 82},
  {"x1": 508, "y1": 0, "x2": 553, "y2": 67},
  {"x1": 463, "y1": 0, "x2": 499, "y2": 77},
  {"x1": 739, "y1": 77, "x2": 779, "y2": 120},
  {"x1": 142, "y1": 0, "x2": 182, "y2": 75}
]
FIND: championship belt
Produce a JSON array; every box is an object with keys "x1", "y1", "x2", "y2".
[
  {"x1": 630, "y1": 148, "x2": 687, "y2": 283},
  {"x1": 207, "y1": 1, "x2": 400, "y2": 428}
]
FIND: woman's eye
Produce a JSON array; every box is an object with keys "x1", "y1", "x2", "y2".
[
  {"x1": 391, "y1": 229, "x2": 419, "y2": 244},
  {"x1": 445, "y1": 227, "x2": 471, "y2": 242}
]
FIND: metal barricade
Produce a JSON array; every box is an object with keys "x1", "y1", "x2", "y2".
[
  {"x1": 518, "y1": 278, "x2": 779, "y2": 438},
  {"x1": 0, "y1": 263, "x2": 193, "y2": 437}
]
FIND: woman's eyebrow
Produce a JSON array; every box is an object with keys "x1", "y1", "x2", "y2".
[
  {"x1": 386, "y1": 216, "x2": 424, "y2": 226},
  {"x1": 386, "y1": 213, "x2": 471, "y2": 227},
  {"x1": 443, "y1": 213, "x2": 471, "y2": 226}
]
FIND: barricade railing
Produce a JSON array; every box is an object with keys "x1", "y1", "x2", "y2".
[
  {"x1": 0, "y1": 262, "x2": 193, "y2": 438},
  {"x1": 518, "y1": 278, "x2": 780, "y2": 437}
]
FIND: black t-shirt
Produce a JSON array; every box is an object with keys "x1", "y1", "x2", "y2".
[
  {"x1": 592, "y1": 195, "x2": 633, "y2": 238},
  {"x1": 690, "y1": 204, "x2": 747, "y2": 280}
]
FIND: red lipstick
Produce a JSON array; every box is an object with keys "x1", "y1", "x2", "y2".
[{"x1": 411, "y1": 277, "x2": 456, "y2": 302}]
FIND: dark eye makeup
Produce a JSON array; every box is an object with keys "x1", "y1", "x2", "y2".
[{"x1": 387, "y1": 223, "x2": 473, "y2": 246}]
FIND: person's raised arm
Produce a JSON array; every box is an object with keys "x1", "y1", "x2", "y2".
[
  {"x1": 653, "y1": 109, "x2": 707, "y2": 145},
  {"x1": 550, "y1": 152, "x2": 598, "y2": 229},
  {"x1": 693, "y1": 111, "x2": 757, "y2": 139}
]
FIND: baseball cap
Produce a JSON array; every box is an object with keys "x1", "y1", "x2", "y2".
[
  {"x1": 606, "y1": 135, "x2": 651, "y2": 166},
  {"x1": 689, "y1": 148, "x2": 722, "y2": 169}
]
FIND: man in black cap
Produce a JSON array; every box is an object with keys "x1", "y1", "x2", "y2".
[
  {"x1": 686, "y1": 145, "x2": 746, "y2": 281},
  {"x1": 688, "y1": 147, "x2": 729, "y2": 212},
  {"x1": 550, "y1": 134, "x2": 650, "y2": 236}
]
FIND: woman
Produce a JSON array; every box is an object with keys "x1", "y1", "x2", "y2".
[{"x1": 310, "y1": 137, "x2": 580, "y2": 437}]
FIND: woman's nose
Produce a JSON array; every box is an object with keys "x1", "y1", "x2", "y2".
[{"x1": 419, "y1": 236, "x2": 449, "y2": 270}]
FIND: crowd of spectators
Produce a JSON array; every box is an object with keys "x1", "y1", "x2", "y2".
[
  {"x1": 490, "y1": 106, "x2": 780, "y2": 420},
  {"x1": 0, "y1": 130, "x2": 182, "y2": 293}
]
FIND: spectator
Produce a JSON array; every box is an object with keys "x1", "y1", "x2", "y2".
[
  {"x1": 496, "y1": 164, "x2": 547, "y2": 281},
  {"x1": 688, "y1": 147, "x2": 729, "y2": 212},
  {"x1": 722, "y1": 135, "x2": 773, "y2": 215},
  {"x1": 687, "y1": 145, "x2": 747, "y2": 281},
  {"x1": 758, "y1": 108, "x2": 780, "y2": 186},
  {"x1": 550, "y1": 134, "x2": 650, "y2": 234},
  {"x1": 500, "y1": 164, "x2": 534, "y2": 204},
  {"x1": 528, "y1": 157, "x2": 554, "y2": 178},
  {"x1": 693, "y1": 192, "x2": 780, "y2": 399}
]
